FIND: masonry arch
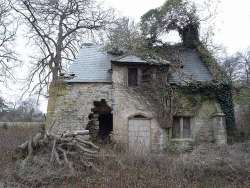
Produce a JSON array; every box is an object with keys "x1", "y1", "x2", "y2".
[{"x1": 128, "y1": 113, "x2": 153, "y2": 153}]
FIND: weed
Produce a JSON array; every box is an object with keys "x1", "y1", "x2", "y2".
[{"x1": 0, "y1": 126, "x2": 249, "y2": 187}]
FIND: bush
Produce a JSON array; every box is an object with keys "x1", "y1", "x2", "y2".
[{"x1": 2, "y1": 123, "x2": 8, "y2": 130}]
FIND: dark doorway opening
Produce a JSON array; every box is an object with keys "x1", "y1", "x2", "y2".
[
  {"x1": 87, "y1": 99, "x2": 113, "y2": 143},
  {"x1": 98, "y1": 114, "x2": 113, "y2": 140}
]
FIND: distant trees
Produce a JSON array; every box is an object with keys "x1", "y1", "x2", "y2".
[
  {"x1": 220, "y1": 47, "x2": 250, "y2": 86},
  {"x1": 0, "y1": 0, "x2": 17, "y2": 83},
  {"x1": 239, "y1": 48, "x2": 250, "y2": 85},
  {"x1": 220, "y1": 53, "x2": 242, "y2": 82},
  {"x1": 0, "y1": 97, "x2": 44, "y2": 122},
  {"x1": 0, "y1": 96, "x2": 9, "y2": 116}
]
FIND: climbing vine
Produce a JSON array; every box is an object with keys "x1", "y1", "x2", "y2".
[
  {"x1": 175, "y1": 83, "x2": 236, "y2": 136},
  {"x1": 211, "y1": 83, "x2": 236, "y2": 135},
  {"x1": 105, "y1": 0, "x2": 237, "y2": 140}
]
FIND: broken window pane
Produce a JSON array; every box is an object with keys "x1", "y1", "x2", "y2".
[
  {"x1": 183, "y1": 117, "x2": 190, "y2": 138},
  {"x1": 173, "y1": 117, "x2": 180, "y2": 138},
  {"x1": 128, "y1": 68, "x2": 138, "y2": 86}
]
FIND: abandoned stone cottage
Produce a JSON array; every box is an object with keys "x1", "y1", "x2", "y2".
[{"x1": 47, "y1": 44, "x2": 227, "y2": 153}]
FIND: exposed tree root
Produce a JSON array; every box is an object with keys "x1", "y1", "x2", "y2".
[{"x1": 16, "y1": 118, "x2": 101, "y2": 174}]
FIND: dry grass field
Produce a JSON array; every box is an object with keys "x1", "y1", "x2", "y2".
[{"x1": 0, "y1": 125, "x2": 249, "y2": 188}]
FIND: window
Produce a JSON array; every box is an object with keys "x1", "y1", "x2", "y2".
[
  {"x1": 173, "y1": 117, "x2": 180, "y2": 138},
  {"x1": 128, "y1": 68, "x2": 138, "y2": 86},
  {"x1": 183, "y1": 117, "x2": 191, "y2": 138},
  {"x1": 172, "y1": 117, "x2": 191, "y2": 138},
  {"x1": 141, "y1": 67, "x2": 150, "y2": 84}
]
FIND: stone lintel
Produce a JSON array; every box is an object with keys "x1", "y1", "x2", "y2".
[{"x1": 212, "y1": 112, "x2": 225, "y2": 117}]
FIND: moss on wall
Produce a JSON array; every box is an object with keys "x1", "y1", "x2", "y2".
[{"x1": 46, "y1": 81, "x2": 69, "y2": 126}]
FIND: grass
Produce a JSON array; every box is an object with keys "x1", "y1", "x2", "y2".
[
  {"x1": 0, "y1": 125, "x2": 41, "y2": 186},
  {"x1": 0, "y1": 126, "x2": 249, "y2": 187}
]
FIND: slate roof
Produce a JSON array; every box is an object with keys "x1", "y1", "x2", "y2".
[
  {"x1": 111, "y1": 53, "x2": 170, "y2": 65},
  {"x1": 168, "y1": 49, "x2": 213, "y2": 85},
  {"x1": 65, "y1": 44, "x2": 116, "y2": 83},
  {"x1": 65, "y1": 45, "x2": 213, "y2": 84}
]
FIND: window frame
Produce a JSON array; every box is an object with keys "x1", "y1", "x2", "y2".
[
  {"x1": 172, "y1": 116, "x2": 192, "y2": 139},
  {"x1": 127, "y1": 66, "x2": 153, "y2": 87},
  {"x1": 127, "y1": 67, "x2": 138, "y2": 86}
]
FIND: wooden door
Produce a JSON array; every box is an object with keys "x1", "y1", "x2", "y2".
[{"x1": 128, "y1": 119, "x2": 151, "y2": 153}]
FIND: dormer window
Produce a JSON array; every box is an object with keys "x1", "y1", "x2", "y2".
[{"x1": 128, "y1": 68, "x2": 138, "y2": 86}]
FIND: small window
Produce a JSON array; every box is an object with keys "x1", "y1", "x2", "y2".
[
  {"x1": 172, "y1": 116, "x2": 191, "y2": 139},
  {"x1": 183, "y1": 117, "x2": 190, "y2": 138},
  {"x1": 142, "y1": 68, "x2": 150, "y2": 84},
  {"x1": 173, "y1": 117, "x2": 180, "y2": 138},
  {"x1": 128, "y1": 68, "x2": 138, "y2": 86}
]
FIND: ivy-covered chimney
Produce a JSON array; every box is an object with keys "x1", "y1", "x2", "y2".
[{"x1": 179, "y1": 23, "x2": 200, "y2": 48}]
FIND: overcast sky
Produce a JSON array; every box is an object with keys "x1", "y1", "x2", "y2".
[{"x1": 106, "y1": 0, "x2": 250, "y2": 54}]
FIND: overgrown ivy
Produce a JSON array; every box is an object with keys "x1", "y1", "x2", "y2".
[
  {"x1": 175, "y1": 82, "x2": 236, "y2": 137},
  {"x1": 210, "y1": 83, "x2": 236, "y2": 135},
  {"x1": 106, "y1": 0, "x2": 238, "y2": 140}
]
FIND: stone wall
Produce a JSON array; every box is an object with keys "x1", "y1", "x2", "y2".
[
  {"x1": 168, "y1": 98, "x2": 227, "y2": 152},
  {"x1": 112, "y1": 64, "x2": 168, "y2": 152},
  {"x1": 46, "y1": 81, "x2": 114, "y2": 135},
  {"x1": 193, "y1": 100, "x2": 216, "y2": 143},
  {"x1": 194, "y1": 100, "x2": 226, "y2": 144}
]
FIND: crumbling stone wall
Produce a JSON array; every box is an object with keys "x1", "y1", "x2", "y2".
[{"x1": 46, "y1": 81, "x2": 114, "y2": 135}]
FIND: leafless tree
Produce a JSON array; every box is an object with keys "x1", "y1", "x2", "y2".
[
  {"x1": 0, "y1": 0, "x2": 18, "y2": 83},
  {"x1": 238, "y1": 47, "x2": 250, "y2": 86},
  {"x1": 10, "y1": 0, "x2": 115, "y2": 94},
  {"x1": 104, "y1": 17, "x2": 148, "y2": 54},
  {"x1": 220, "y1": 53, "x2": 242, "y2": 82}
]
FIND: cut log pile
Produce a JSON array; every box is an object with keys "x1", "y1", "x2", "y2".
[{"x1": 16, "y1": 118, "x2": 101, "y2": 173}]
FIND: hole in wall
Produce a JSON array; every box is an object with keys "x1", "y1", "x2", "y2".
[{"x1": 87, "y1": 99, "x2": 113, "y2": 143}]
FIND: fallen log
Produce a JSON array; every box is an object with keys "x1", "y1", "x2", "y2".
[
  {"x1": 61, "y1": 130, "x2": 89, "y2": 138},
  {"x1": 16, "y1": 118, "x2": 101, "y2": 173}
]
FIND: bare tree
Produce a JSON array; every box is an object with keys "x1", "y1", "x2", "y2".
[
  {"x1": 104, "y1": 17, "x2": 148, "y2": 54},
  {"x1": 238, "y1": 47, "x2": 250, "y2": 86},
  {"x1": 10, "y1": 0, "x2": 115, "y2": 94},
  {"x1": 0, "y1": 0, "x2": 17, "y2": 83},
  {"x1": 220, "y1": 53, "x2": 242, "y2": 82}
]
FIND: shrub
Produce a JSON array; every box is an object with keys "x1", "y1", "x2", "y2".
[{"x1": 2, "y1": 123, "x2": 8, "y2": 130}]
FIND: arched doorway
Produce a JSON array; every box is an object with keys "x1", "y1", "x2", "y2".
[
  {"x1": 87, "y1": 99, "x2": 113, "y2": 143},
  {"x1": 128, "y1": 114, "x2": 152, "y2": 153}
]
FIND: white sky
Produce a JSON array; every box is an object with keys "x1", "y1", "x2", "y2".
[
  {"x1": 106, "y1": 0, "x2": 250, "y2": 54},
  {"x1": 213, "y1": 0, "x2": 250, "y2": 53},
  {"x1": 1, "y1": 0, "x2": 250, "y2": 113}
]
